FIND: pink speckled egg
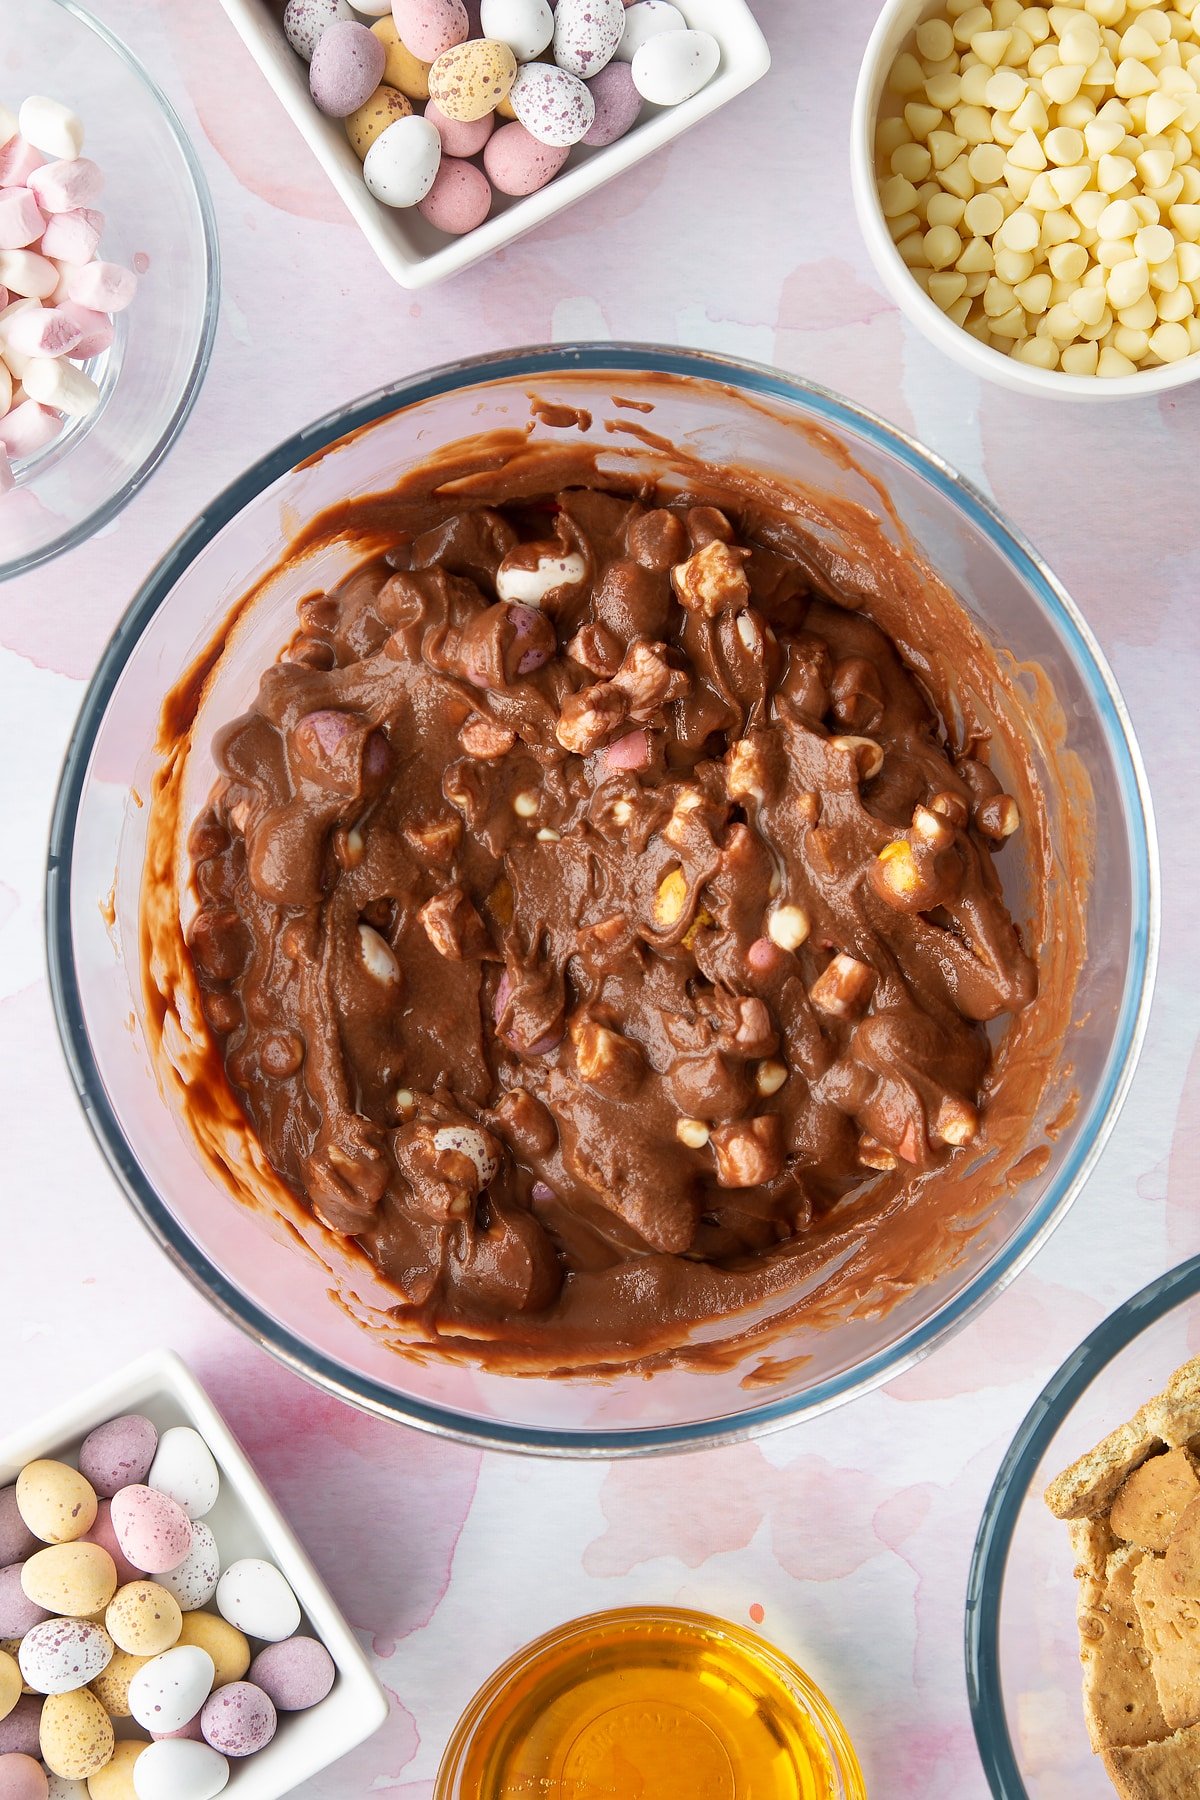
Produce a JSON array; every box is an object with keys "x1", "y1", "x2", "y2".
[
  {"x1": 552, "y1": 0, "x2": 624, "y2": 78},
  {"x1": 583, "y1": 58, "x2": 640, "y2": 145},
  {"x1": 509, "y1": 61, "x2": 594, "y2": 145},
  {"x1": 0, "y1": 1753, "x2": 47, "y2": 1800},
  {"x1": 392, "y1": 0, "x2": 469, "y2": 61},
  {"x1": 151, "y1": 1713, "x2": 204, "y2": 1743},
  {"x1": 0, "y1": 1496, "x2": 36, "y2": 1571},
  {"x1": 423, "y1": 97, "x2": 494, "y2": 157},
  {"x1": 483, "y1": 119, "x2": 568, "y2": 194},
  {"x1": 200, "y1": 1682, "x2": 276, "y2": 1758},
  {"x1": 248, "y1": 1638, "x2": 335, "y2": 1713},
  {"x1": 0, "y1": 1568, "x2": 47, "y2": 1641},
  {"x1": 82, "y1": 1502, "x2": 142, "y2": 1588},
  {"x1": 108, "y1": 1488, "x2": 191, "y2": 1577},
  {"x1": 78, "y1": 1416, "x2": 157, "y2": 1501},
  {"x1": 417, "y1": 157, "x2": 492, "y2": 233},
  {"x1": 310, "y1": 20, "x2": 387, "y2": 117}
]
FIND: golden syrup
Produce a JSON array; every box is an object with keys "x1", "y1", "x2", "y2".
[{"x1": 436, "y1": 1607, "x2": 866, "y2": 1800}]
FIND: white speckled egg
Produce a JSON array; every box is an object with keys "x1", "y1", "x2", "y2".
[
  {"x1": 509, "y1": 62, "x2": 595, "y2": 145},
  {"x1": 362, "y1": 114, "x2": 442, "y2": 206},
  {"x1": 128, "y1": 1646, "x2": 215, "y2": 1736},
  {"x1": 283, "y1": 0, "x2": 355, "y2": 61},
  {"x1": 130, "y1": 1739, "x2": 229, "y2": 1800},
  {"x1": 615, "y1": 0, "x2": 685, "y2": 62},
  {"x1": 146, "y1": 1431, "x2": 219, "y2": 1524},
  {"x1": 215, "y1": 1561, "x2": 300, "y2": 1645},
  {"x1": 18, "y1": 1619, "x2": 113, "y2": 1696},
  {"x1": 553, "y1": 0, "x2": 624, "y2": 78},
  {"x1": 155, "y1": 1524, "x2": 219, "y2": 1614},
  {"x1": 479, "y1": 0, "x2": 553, "y2": 62},
  {"x1": 631, "y1": 28, "x2": 720, "y2": 105}
]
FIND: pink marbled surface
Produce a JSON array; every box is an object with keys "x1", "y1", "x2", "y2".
[{"x1": 1, "y1": 2, "x2": 1198, "y2": 1794}]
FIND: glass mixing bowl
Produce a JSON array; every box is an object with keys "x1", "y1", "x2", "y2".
[
  {"x1": 0, "y1": 0, "x2": 219, "y2": 578},
  {"x1": 46, "y1": 345, "x2": 1157, "y2": 1455},
  {"x1": 967, "y1": 1257, "x2": 1200, "y2": 1799}
]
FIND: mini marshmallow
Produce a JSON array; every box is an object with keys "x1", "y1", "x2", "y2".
[
  {"x1": 0, "y1": 249, "x2": 58, "y2": 298},
  {"x1": 64, "y1": 259, "x2": 136, "y2": 313},
  {"x1": 39, "y1": 207, "x2": 101, "y2": 265},
  {"x1": 0, "y1": 138, "x2": 45, "y2": 190},
  {"x1": 0, "y1": 105, "x2": 16, "y2": 146},
  {"x1": 0, "y1": 296, "x2": 44, "y2": 378},
  {"x1": 0, "y1": 188, "x2": 44, "y2": 249},
  {"x1": 0, "y1": 358, "x2": 11, "y2": 415},
  {"x1": 28, "y1": 157, "x2": 103, "y2": 214},
  {"x1": 5, "y1": 305, "x2": 83, "y2": 358},
  {"x1": 23, "y1": 354, "x2": 100, "y2": 416},
  {"x1": 18, "y1": 96, "x2": 84, "y2": 161},
  {"x1": 0, "y1": 397, "x2": 60, "y2": 457},
  {"x1": 56, "y1": 302, "x2": 113, "y2": 359}
]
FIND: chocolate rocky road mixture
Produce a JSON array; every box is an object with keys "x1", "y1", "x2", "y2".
[{"x1": 181, "y1": 454, "x2": 1041, "y2": 1364}]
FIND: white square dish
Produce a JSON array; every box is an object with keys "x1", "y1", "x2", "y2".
[
  {"x1": 0, "y1": 1347, "x2": 389, "y2": 1798},
  {"x1": 214, "y1": 0, "x2": 771, "y2": 288}
]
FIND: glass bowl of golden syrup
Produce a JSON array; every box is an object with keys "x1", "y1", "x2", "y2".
[{"x1": 435, "y1": 1605, "x2": 866, "y2": 1799}]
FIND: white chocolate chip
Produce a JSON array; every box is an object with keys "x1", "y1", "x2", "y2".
[
  {"x1": 513, "y1": 790, "x2": 539, "y2": 818},
  {"x1": 358, "y1": 922, "x2": 401, "y2": 985},
  {"x1": 495, "y1": 551, "x2": 587, "y2": 607},
  {"x1": 675, "y1": 1118, "x2": 710, "y2": 1149},
  {"x1": 755, "y1": 1060, "x2": 789, "y2": 1098},
  {"x1": 767, "y1": 904, "x2": 811, "y2": 952}
]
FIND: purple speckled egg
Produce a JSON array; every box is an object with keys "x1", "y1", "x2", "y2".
[
  {"x1": 108, "y1": 1488, "x2": 191, "y2": 1577},
  {"x1": 0, "y1": 1753, "x2": 48, "y2": 1800},
  {"x1": 509, "y1": 61, "x2": 594, "y2": 145},
  {"x1": 552, "y1": 0, "x2": 624, "y2": 78},
  {"x1": 417, "y1": 157, "x2": 492, "y2": 233},
  {"x1": 483, "y1": 120, "x2": 568, "y2": 194},
  {"x1": 0, "y1": 1568, "x2": 47, "y2": 1640},
  {"x1": 283, "y1": 0, "x2": 354, "y2": 60},
  {"x1": 248, "y1": 1638, "x2": 335, "y2": 1713},
  {"x1": 393, "y1": 0, "x2": 470, "y2": 61},
  {"x1": 583, "y1": 58, "x2": 640, "y2": 145},
  {"x1": 0, "y1": 1697, "x2": 41, "y2": 1758},
  {"x1": 310, "y1": 21, "x2": 387, "y2": 118},
  {"x1": 78, "y1": 1415, "x2": 158, "y2": 1501},
  {"x1": 0, "y1": 1496, "x2": 36, "y2": 1570},
  {"x1": 423, "y1": 97, "x2": 494, "y2": 158},
  {"x1": 200, "y1": 1682, "x2": 276, "y2": 1758}
]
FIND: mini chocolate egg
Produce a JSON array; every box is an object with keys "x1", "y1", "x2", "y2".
[
  {"x1": 509, "y1": 62, "x2": 594, "y2": 145},
  {"x1": 175, "y1": 1616, "x2": 248, "y2": 1693},
  {"x1": 583, "y1": 59, "x2": 640, "y2": 145},
  {"x1": 127, "y1": 1647, "x2": 214, "y2": 1737},
  {"x1": 0, "y1": 1651, "x2": 19, "y2": 1723},
  {"x1": 345, "y1": 84, "x2": 412, "y2": 158},
  {"x1": 90, "y1": 1648, "x2": 149, "y2": 1720},
  {"x1": 85, "y1": 1739, "x2": 141, "y2": 1800},
  {"x1": 104, "y1": 1584, "x2": 181, "y2": 1659},
  {"x1": 80, "y1": 1509, "x2": 138, "y2": 1592},
  {"x1": 283, "y1": 0, "x2": 354, "y2": 60},
  {"x1": 0, "y1": 1569, "x2": 48, "y2": 1641},
  {"x1": 362, "y1": 115, "x2": 442, "y2": 206},
  {"x1": 0, "y1": 1754, "x2": 48, "y2": 1800},
  {"x1": 247, "y1": 1637, "x2": 334, "y2": 1713},
  {"x1": 423, "y1": 98, "x2": 494, "y2": 157},
  {"x1": 614, "y1": 0, "x2": 685, "y2": 62},
  {"x1": 150, "y1": 1716, "x2": 203, "y2": 1743},
  {"x1": 479, "y1": 0, "x2": 553, "y2": 62},
  {"x1": 428, "y1": 38, "x2": 517, "y2": 122},
  {"x1": 553, "y1": 0, "x2": 624, "y2": 78},
  {"x1": 126, "y1": 1740, "x2": 228, "y2": 1800},
  {"x1": 108, "y1": 1490, "x2": 190, "y2": 1578},
  {"x1": 44, "y1": 1774, "x2": 87, "y2": 1800},
  {"x1": 145, "y1": 1431, "x2": 217, "y2": 1525},
  {"x1": 417, "y1": 157, "x2": 492, "y2": 233},
  {"x1": 0, "y1": 1699, "x2": 40, "y2": 1758},
  {"x1": 20, "y1": 1546, "x2": 116, "y2": 1620},
  {"x1": 481, "y1": 120, "x2": 568, "y2": 192},
  {"x1": 0, "y1": 1492, "x2": 37, "y2": 1568},
  {"x1": 631, "y1": 27, "x2": 719, "y2": 105},
  {"x1": 392, "y1": 0, "x2": 468, "y2": 61},
  {"x1": 18, "y1": 1621, "x2": 112, "y2": 1697},
  {"x1": 370, "y1": 18, "x2": 432, "y2": 97},
  {"x1": 349, "y1": 0, "x2": 391, "y2": 11},
  {"x1": 15, "y1": 1466, "x2": 97, "y2": 1548},
  {"x1": 309, "y1": 19, "x2": 387, "y2": 117},
  {"x1": 38, "y1": 1688, "x2": 113, "y2": 1781},
  {"x1": 154, "y1": 1525, "x2": 218, "y2": 1616},
  {"x1": 199, "y1": 1682, "x2": 275, "y2": 1759},
  {"x1": 214, "y1": 1561, "x2": 300, "y2": 1645},
  {"x1": 77, "y1": 1418, "x2": 157, "y2": 1502}
]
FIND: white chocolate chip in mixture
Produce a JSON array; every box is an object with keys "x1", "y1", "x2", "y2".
[
  {"x1": 496, "y1": 551, "x2": 587, "y2": 607},
  {"x1": 358, "y1": 922, "x2": 401, "y2": 984}
]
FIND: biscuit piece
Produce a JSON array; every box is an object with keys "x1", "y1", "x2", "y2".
[
  {"x1": 1079, "y1": 1545, "x2": 1169, "y2": 1751},
  {"x1": 1072, "y1": 1515, "x2": 1119, "y2": 1608},
  {"x1": 1103, "y1": 1721, "x2": 1200, "y2": 1799},
  {"x1": 1132, "y1": 1555, "x2": 1200, "y2": 1732},
  {"x1": 1045, "y1": 1360, "x2": 1200, "y2": 1521},
  {"x1": 1111, "y1": 1451, "x2": 1200, "y2": 1554},
  {"x1": 1165, "y1": 1497, "x2": 1200, "y2": 1598}
]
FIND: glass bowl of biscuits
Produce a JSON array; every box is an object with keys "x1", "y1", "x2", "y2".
[{"x1": 968, "y1": 1255, "x2": 1200, "y2": 1799}]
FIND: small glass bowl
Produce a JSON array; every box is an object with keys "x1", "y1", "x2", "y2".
[
  {"x1": 434, "y1": 1606, "x2": 866, "y2": 1799},
  {"x1": 0, "y1": 0, "x2": 219, "y2": 577},
  {"x1": 966, "y1": 1256, "x2": 1200, "y2": 1798}
]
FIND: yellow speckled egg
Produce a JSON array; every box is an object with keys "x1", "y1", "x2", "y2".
[
  {"x1": 0, "y1": 1647, "x2": 20, "y2": 1721},
  {"x1": 21, "y1": 1543, "x2": 118, "y2": 1619},
  {"x1": 105, "y1": 1582, "x2": 182, "y2": 1657},
  {"x1": 90, "y1": 1646, "x2": 150, "y2": 1718},
  {"x1": 16, "y1": 1462, "x2": 98, "y2": 1545},
  {"x1": 371, "y1": 17, "x2": 432, "y2": 98},
  {"x1": 346, "y1": 84, "x2": 413, "y2": 158},
  {"x1": 429, "y1": 38, "x2": 516, "y2": 121},
  {"x1": 40, "y1": 1686, "x2": 115, "y2": 1780},
  {"x1": 86, "y1": 1736, "x2": 143, "y2": 1799},
  {"x1": 177, "y1": 1610, "x2": 250, "y2": 1689},
  {"x1": 0, "y1": 1638, "x2": 35, "y2": 1694}
]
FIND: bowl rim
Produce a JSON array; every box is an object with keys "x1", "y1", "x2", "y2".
[
  {"x1": 849, "y1": 0, "x2": 1200, "y2": 402},
  {"x1": 0, "y1": 0, "x2": 221, "y2": 580},
  {"x1": 45, "y1": 341, "x2": 1160, "y2": 1457},
  {"x1": 965, "y1": 1254, "x2": 1200, "y2": 1798}
]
